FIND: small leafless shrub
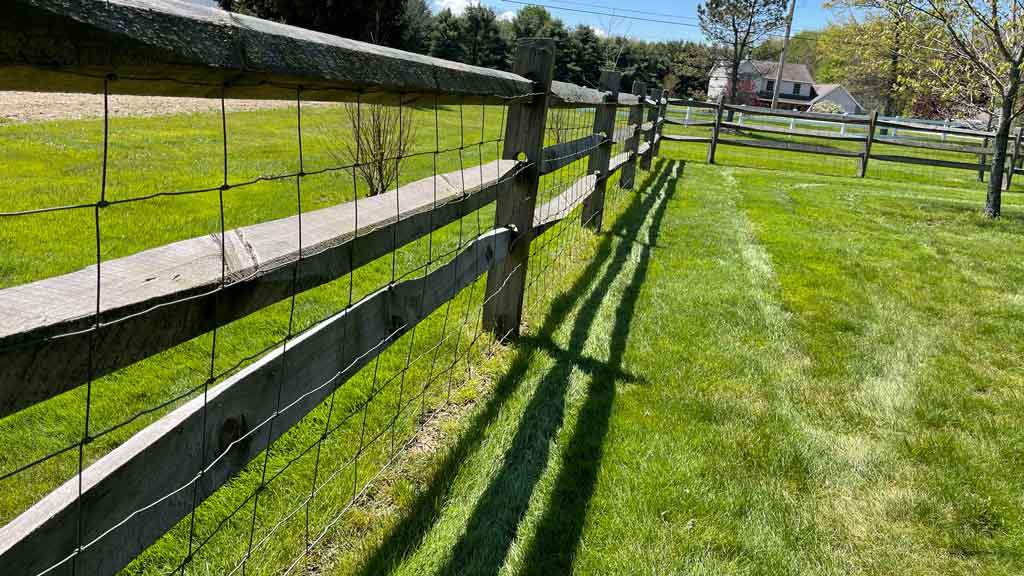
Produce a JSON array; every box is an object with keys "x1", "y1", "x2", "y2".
[{"x1": 328, "y1": 102, "x2": 416, "y2": 197}]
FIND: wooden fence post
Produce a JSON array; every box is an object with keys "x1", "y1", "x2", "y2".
[
  {"x1": 482, "y1": 38, "x2": 555, "y2": 341},
  {"x1": 1006, "y1": 126, "x2": 1022, "y2": 190},
  {"x1": 582, "y1": 70, "x2": 620, "y2": 232},
  {"x1": 707, "y1": 94, "x2": 724, "y2": 165},
  {"x1": 859, "y1": 109, "x2": 878, "y2": 178},
  {"x1": 641, "y1": 86, "x2": 660, "y2": 171},
  {"x1": 620, "y1": 80, "x2": 646, "y2": 189},
  {"x1": 652, "y1": 88, "x2": 668, "y2": 157}
]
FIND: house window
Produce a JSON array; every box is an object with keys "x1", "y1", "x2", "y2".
[
  {"x1": 792, "y1": 82, "x2": 802, "y2": 95},
  {"x1": 766, "y1": 79, "x2": 775, "y2": 93}
]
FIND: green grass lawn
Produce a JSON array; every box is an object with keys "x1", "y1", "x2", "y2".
[
  {"x1": 2, "y1": 100, "x2": 1023, "y2": 576},
  {"x1": 309, "y1": 138, "x2": 1024, "y2": 574},
  {"x1": 0, "y1": 101, "x2": 618, "y2": 575}
]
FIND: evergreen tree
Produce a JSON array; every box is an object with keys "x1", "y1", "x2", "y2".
[
  {"x1": 511, "y1": 6, "x2": 570, "y2": 78},
  {"x1": 429, "y1": 9, "x2": 464, "y2": 62},
  {"x1": 566, "y1": 26, "x2": 604, "y2": 87},
  {"x1": 396, "y1": 0, "x2": 433, "y2": 54},
  {"x1": 235, "y1": 0, "x2": 407, "y2": 46},
  {"x1": 459, "y1": 5, "x2": 509, "y2": 69}
]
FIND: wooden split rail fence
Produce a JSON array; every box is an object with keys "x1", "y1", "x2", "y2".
[
  {"x1": 664, "y1": 97, "x2": 1024, "y2": 188},
  {"x1": 0, "y1": 1, "x2": 669, "y2": 575}
]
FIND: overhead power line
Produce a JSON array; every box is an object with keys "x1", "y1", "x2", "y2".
[
  {"x1": 497, "y1": 0, "x2": 822, "y2": 43},
  {"x1": 525, "y1": 0, "x2": 701, "y2": 23}
]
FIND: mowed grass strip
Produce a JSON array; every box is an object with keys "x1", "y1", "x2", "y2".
[
  {"x1": 321, "y1": 141, "x2": 1024, "y2": 575},
  {"x1": 3, "y1": 98, "x2": 1023, "y2": 576}
]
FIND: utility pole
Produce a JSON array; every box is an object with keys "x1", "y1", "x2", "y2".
[{"x1": 770, "y1": 0, "x2": 797, "y2": 109}]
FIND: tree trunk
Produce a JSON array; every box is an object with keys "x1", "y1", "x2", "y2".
[
  {"x1": 728, "y1": 59, "x2": 739, "y2": 122},
  {"x1": 879, "y1": 25, "x2": 900, "y2": 137},
  {"x1": 987, "y1": 81, "x2": 1018, "y2": 217}
]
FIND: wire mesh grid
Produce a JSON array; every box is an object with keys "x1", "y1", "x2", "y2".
[
  {"x1": 0, "y1": 75, "x2": 541, "y2": 576},
  {"x1": 0, "y1": 60, "x2": 655, "y2": 574}
]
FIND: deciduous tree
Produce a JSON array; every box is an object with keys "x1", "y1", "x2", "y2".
[
  {"x1": 698, "y1": 0, "x2": 788, "y2": 106},
  {"x1": 892, "y1": 0, "x2": 1024, "y2": 216}
]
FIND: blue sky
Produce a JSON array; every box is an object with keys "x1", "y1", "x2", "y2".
[
  {"x1": 184, "y1": 0, "x2": 837, "y2": 44},
  {"x1": 434, "y1": 0, "x2": 837, "y2": 43}
]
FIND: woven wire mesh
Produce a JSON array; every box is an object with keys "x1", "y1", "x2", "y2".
[
  {"x1": 0, "y1": 78, "x2": 532, "y2": 575},
  {"x1": 0, "y1": 69, "x2": 652, "y2": 576}
]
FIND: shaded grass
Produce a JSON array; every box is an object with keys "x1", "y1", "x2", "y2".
[
  {"x1": 4, "y1": 97, "x2": 1024, "y2": 576},
  {"x1": 316, "y1": 134, "x2": 1024, "y2": 575}
]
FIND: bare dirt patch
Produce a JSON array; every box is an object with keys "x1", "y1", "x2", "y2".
[{"x1": 0, "y1": 91, "x2": 331, "y2": 123}]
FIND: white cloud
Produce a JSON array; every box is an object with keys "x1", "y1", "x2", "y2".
[
  {"x1": 433, "y1": 0, "x2": 477, "y2": 15},
  {"x1": 498, "y1": 10, "x2": 516, "y2": 22}
]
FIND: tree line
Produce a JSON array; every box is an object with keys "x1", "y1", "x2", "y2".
[
  {"x1": 225, "y1": 0, "x2": 716, "y2": 98},
  {"x1": 227, "y1": 0, "x2": 1023, "y2": 217}
]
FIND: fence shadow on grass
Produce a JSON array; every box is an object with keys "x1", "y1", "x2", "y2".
[
  {"x1": 513, "y1": 160, "x2": 681, "y2": 576},
  {"x1": 353, "y1": 159, "x2": 680, "y2": 576}
]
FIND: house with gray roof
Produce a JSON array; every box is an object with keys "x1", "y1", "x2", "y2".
[{"x1": 707, "y1": 60, "x2": 863, "y2": 114}]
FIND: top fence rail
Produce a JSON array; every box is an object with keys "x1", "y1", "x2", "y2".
[{"x1": 1, "y1": 0, "x2": 640, "y2": 107}]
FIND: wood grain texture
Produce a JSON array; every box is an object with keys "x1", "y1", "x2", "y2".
[
  {"x1": 722, "y1": 104, "x2": 871, "y2": 125},
  {"x1": 483, "y1": 38, "x2": 555, "y2": 340},
  {"x1": 869, "y1": 154, "x2": 986, "y2": 171},
  {"x1": 1007, "y1": 128, "x2": 1023, "y2": 189},
  {"x1": 875, "y1": 118, "x2": 993, "y2": 138},
  {"x1": 0, "y1": 0, "x2": 532, "y2": 103},
  {"x1": 533, "y1": 174, "x2": 599, "y2": 236},
  {"x1": 717, "y1": 138, "x2": 862, "y2": 158},
  {"x1": 667, "y1": 98, "x2": 720, "y2": 109},
  {"x1": 0, "y1": 160, "x2": 516, "y2": 418},
  {"x1": 859, "y1": 110, "x2": 878, "y2": 178},
  {"x1": 638, "y1": 86, "x2": 655, "y2": 169},
  {"x1": 619, "y1": 81, "x2": 646, "y2": 189},
  {"x1": 549, "y1": 80, "x2": 604, "y2": 107},
  {"x1": 652, "y1": 89, "x2": 668, "y2": 156},
  {"x1": 663, "y1": 118, "x2": 715, "y2": 128},
  {"x1": 875, "y1": 136, "x2": 992, "y2": 155},
  {"x1": 582, "y1": 71, "x2": 620, "y2": 231},
  {"x1": 541, "y1": 134, "x2": 602, "y2": 175},
  {"x1": 707, "y1": 94, "x2": 724, "y2": 164},
  {"x1": 722, "y1": 122, "x2": 866, "y2": 142},
  {"x1": 661, "y1": 134, "x2": 713, "y2": 143},
  {"x1": 0, "y1": 227, "x2": 512, "y2": 576},
  {"x1": 617, "y1": 93, "x2": 641, "y2": 107}
]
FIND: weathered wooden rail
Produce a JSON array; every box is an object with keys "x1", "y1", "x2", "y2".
[
  {"x1": 665, "y1": 98, "x2": 1022, "y2": 187},
  {"x1": 0, "y1": 1, "x2": 667, "y2": 574}
]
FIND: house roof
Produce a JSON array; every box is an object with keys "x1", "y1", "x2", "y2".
[
  {"x1": 749, "y1": 60, "x2": 815, "y2": 84},
  {"x1": 810, "y1": 83, "x2": 864, "y2": 112},
  {"x1": 812, "y1": 83, "x2": 840, "y2": 97}
]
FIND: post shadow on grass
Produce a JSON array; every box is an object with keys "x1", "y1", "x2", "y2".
[
  {"x1": 353, "y1": 159, "x2": 675, "y2": 575},
  {"x1": 433, "y1": 160, "x2": 680, "y2": 576},
  {"x1": 514, "y1": 160, "x2": 681, "y2": 575}
]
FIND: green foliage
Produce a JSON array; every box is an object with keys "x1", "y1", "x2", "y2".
[
  {"x1": 429, "y1": 8, "x2": 464, "y2": 62},
  {"x1": 808, "y1": 99, "x2": 843, "y2": 113},
  {"x1": 459, "y1": 5, "x2": 509, "y2": 69},
  {"x1": 698, "y1": 0, "x2": 788, "y2": 102},
  {"x1": 396, "y1": 0, "x2": 433, "y2": 54},
  {"x1": 231, "y1": 2, "x2": 714, "y2": 97},
  {"x1": 234, "y1": 0, "x2": 410, "y2": 47},
  {"x1": 751, "y1": 31, "x2": 822, "y2": 74},
  {"x1": 565, "y1": 25, "x2": 604, "y2": 87},
  {"x1": 814, "y1": 14, "x2": 916, "y2": 115}
]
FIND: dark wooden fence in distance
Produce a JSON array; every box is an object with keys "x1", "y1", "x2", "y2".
[{"x1": 664, "y1": 97, "x2": 1023, "y2": 188}]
